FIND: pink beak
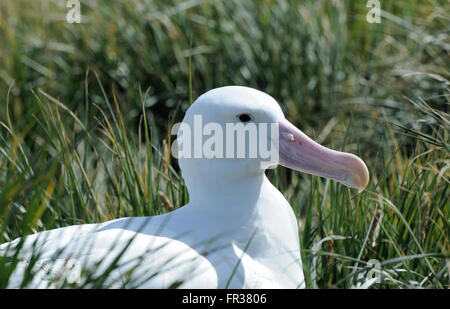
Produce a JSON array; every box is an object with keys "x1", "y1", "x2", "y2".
[{"x1": 278, "y1": 119, "x2": 369, "y2": 191}]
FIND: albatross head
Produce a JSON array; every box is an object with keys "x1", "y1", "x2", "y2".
[{"x1": 176, "y1": 86, "x2": 369, "y2": 194}]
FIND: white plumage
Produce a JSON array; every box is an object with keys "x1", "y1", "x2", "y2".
[{"x1": 0, "y1": 86, "x2": 368, "y2": 288}]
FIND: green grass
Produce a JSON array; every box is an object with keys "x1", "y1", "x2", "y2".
[{"x1": 0, "y1": 0, "x2": 448, "y2": 288}]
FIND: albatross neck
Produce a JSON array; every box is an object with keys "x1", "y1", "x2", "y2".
[{"x1": 186, "y1": 171, "x2": 267, "y2": 222}]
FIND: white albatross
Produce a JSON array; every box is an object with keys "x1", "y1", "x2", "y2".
[{"x1": 0, "y1": 86, "x2": 369, "y2": 288}]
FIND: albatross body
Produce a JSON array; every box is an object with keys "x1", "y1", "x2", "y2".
[{"x1": 0, "y1": 86, "x2": 369, "y2": 288}]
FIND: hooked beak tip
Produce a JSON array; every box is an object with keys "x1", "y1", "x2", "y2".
[{"x1": 346, "y1": 155, "x2": 370, "y2": 192}]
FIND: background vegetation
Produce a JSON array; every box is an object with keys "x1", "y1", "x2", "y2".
[{"x1": 0, "y1": 0, "x2": 448, "y2": 288}]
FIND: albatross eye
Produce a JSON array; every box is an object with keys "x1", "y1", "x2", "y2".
[{"x1": 238, "y1": 113, "x2": 252, "y2": 123}]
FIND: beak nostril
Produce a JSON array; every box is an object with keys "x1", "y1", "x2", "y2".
[{"x1": 281, "y1": 132, "x2": 295, "y2": 142}]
